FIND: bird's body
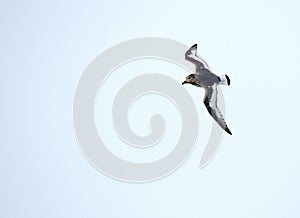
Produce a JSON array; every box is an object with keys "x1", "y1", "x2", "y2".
[{"x1": 182, "y1": 44, "x2": 232, "y2": 135}]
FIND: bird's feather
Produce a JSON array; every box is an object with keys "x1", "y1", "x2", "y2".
[
  {"x1": 185, "y1": 44, "x2": 217, "y2": 78},
  {"x1": 185, "y1": 44, "x2": 208, "y2": 69},
  {"x1": 203, "y1": 84, "x2": 232, "y2": 135}
]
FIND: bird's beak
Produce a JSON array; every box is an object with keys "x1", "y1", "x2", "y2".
[{"x1": 182, "y1": 81, "x2": 187, "y2": 85}]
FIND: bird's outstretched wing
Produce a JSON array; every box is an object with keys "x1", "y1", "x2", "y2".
[
  {"x1": 185, "y1": 44, "x2": 210, "y2": 72},
  {"x1": 203, "y1": 83, "x2": 232, "y2": 135}
]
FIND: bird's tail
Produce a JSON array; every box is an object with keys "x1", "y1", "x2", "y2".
[{"x1": 219, "y1": 74, "x2": 230, "y2": 86}]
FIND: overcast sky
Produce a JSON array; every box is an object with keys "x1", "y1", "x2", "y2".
[{"x1": 1, "y1": 0, "x2": 300, "y2": 217}]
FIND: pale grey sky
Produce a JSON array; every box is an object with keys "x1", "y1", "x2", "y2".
[{"x1": 1, "y1": 0, "x2": 300, "y2": 217}]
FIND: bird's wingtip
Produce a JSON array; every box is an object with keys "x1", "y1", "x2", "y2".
[{"x1": 226, "y1": 127, "x2": 232, "y2": 135}]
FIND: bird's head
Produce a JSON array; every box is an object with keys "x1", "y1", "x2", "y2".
[{"x1": 182, "y1": 74, "x2": 196, "y2": 85}]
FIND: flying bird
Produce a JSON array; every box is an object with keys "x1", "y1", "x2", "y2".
[{"x1": 182, "y1": 44, "x2": 232, "y2": 135}]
